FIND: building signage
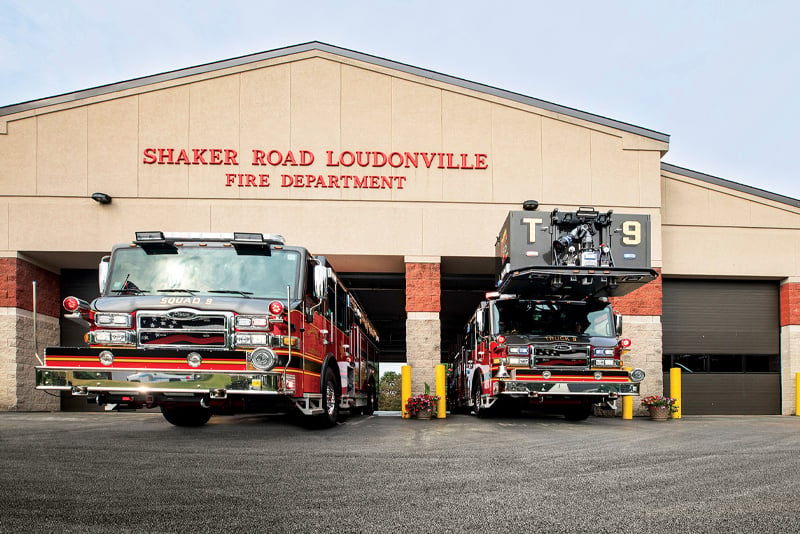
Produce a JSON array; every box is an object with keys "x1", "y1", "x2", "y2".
[{"x1": 142, "y1": 147, "x2": 488, "y2": 190}]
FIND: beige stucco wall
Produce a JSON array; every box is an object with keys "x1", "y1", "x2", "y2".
[
  {"x1": 0, "y1": 51, "x2": 666, "y2": 267},
  {"x1": 662, "y1": 170, "x2": 800, "y2": 277}
]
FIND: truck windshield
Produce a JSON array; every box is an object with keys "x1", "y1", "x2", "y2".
[
  {"x1": 106, "y1": 246, "x2": 302, "y2": 299},
  {"x1": 492, "y1": 300, "x2": 614, "y2": 337}
]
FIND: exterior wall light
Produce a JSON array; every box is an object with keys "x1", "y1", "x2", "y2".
[{"x1": 91, "y1": 192, "x2": 112, "y2": 204}]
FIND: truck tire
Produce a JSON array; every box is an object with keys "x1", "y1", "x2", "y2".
[
  {"x1": 160, "y1": 405, "x2": 211, "y2": 427},
  {"x1": 472, "y1": 378, "x2": 488, "y2": 418},
  {"x1": 564, "y1": 402, "x2": 592, "y2": 421},
  {"x1": 362, "y1": 380, "x2": 377, "y2": 415},
  {"x1": 316, "y1": 367, "x2": 340, "y2": 429}
]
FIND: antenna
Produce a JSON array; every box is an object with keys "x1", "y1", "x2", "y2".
[{"x1": 33, "y1": 281, "x2": 43, "y2": 366}]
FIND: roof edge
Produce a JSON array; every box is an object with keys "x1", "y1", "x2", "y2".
[
  {"x1": 662, "y1": 162, "x2": 800, "y2": 208},
  {"x1": 0, "y1": 41, "x2": 670, "y2": 143}
]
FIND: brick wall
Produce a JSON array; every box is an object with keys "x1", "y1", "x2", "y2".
[
  {"x1": 405, "y1": 261, "x2": 441, "y2": 394},
  {"x1": 0, "y1": 257, "x2": 61, "y2": 411},
  {"x1": 405, "y1": 262, "x2": 440, "y2": 312},
  {"x1": 610, "y1": 268, "x2": 662, "y2": 316},
  {"x1": 780, "y1": 282, "x2": 800, "y2": 326},
  {"x1": 0, "y1": 258, "x2": 60, "y2": 317}
]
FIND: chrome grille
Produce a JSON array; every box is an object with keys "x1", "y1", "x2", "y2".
[
  {"x1": 532, "y1": 344, "x2": 590, "y2": 367},
  {"x1": 137, "y1": 311, "x2": 230, "y2": 348}
]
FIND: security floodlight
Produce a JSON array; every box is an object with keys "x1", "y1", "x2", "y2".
[{"x1": 91, "y1": 192, "x2": 112, "y2": 204}]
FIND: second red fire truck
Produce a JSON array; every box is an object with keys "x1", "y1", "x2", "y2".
[
  {"x1": 35, "y1": 232, "x2": 379, "y2": 428},
  {"x1": 448, "y1": 202, "x2": 657, "y2": 419}
]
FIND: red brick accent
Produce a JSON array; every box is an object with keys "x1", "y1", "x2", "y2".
[
  {"x1": 780, "y1": 282, "x2": 800, "y2": 326},
  {"x1": 405, "y1": 262, "x2": 441, "y2": 313},
  {"x1": 0, "y1": 258, "x2": 60, "y2": 317},
  {"x1": 610, "y1": 268, "x2": 662, "y2": 316}
]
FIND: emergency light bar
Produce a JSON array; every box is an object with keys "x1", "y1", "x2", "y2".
[
  {"x1": 575, "y1": 207, "x2": 599, "y2": 218},
  {"x1": 134, "y1": 231, "x2": 166, "y2": 243},
  {"x1": 232, "y1": 232, "x2": 286, "y2": 246},
  {"x1": 233, "y1": 232, "x2": 265, "y2": 243}
]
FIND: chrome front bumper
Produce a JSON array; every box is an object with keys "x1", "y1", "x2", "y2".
[
  {"x1": 501, "y1": 379, "x2": 640, "y2": 396},
  {"x1": 35, "y1": 367, "x2": 293, "y2": 397}
]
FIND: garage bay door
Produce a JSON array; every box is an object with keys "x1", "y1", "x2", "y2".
[{"x1": 662, "y1": 279, "x2": 780, "y2": 415}]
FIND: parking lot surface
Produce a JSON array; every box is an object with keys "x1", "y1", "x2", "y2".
[{"x1": 1, "y1": 411, "x2": 799, "y2": 533}]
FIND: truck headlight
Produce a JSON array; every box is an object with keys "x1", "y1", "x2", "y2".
[
  {"x1": 235, "y1": 316, "x2": 269, "y2": 329},
  {"x1": 591, "y1": 358, "x2": 620, "y2": 367},
  {"x1": 91, "y1": 330, "x2": 134, "y2": 345},
  {"x1": 94, "y1": 313, "x2": 132, "y2": 328},
  {"x1": 235, "y1": 333, "x2": 269, "y2": 346}
]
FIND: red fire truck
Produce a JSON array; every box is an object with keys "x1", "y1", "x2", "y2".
[
  {"x1": 35, "y1": 232, "x2": 379, "y2": 428},
  {"x1": 448, "y1": 203, "x2": 657, "y2": 420}
]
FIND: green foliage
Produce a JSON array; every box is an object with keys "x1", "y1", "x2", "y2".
[{"x1": 378, "y1": 371, "x2": 401, "y2": 410}]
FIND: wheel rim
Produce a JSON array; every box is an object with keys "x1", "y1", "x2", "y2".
[
  {"x1": 325, "y1": 382, "x2": 337, "y2": 416},
  {"x1": 473, "y1": 382, "x2": 481, "y2": 411}
]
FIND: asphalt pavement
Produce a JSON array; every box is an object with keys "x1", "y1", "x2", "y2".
[{"x1": 1, "y1": 411, "x2": 799, "y2": 533}]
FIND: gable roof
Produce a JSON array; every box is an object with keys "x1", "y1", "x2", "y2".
[
  {"x1": 662, "y1": 162, "x2": 800, "y2": 208},
  {"x1": 0, "y1": 41, "x2": 669, "y2": 143}
]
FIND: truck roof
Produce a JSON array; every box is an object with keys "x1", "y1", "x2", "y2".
[{"x1": 135, "y1": 231, "x2": 286, "y2": 244}]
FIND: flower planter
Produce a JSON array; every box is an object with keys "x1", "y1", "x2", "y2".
[
  {"x1": 405, "y1": 386, "x2": 439, "y2": 420},
  {"x1": 414, "y1": 408, "x2": 433, "y2": 420},
  {"x1": 648, "y1": 405, "x2": 671, "y2": 421}
]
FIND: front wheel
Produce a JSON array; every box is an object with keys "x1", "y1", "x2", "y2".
[
  {"x1": 564, "y1": 403, "x2": 592, "y2": 421},
  {"x1": 160, "y1": 405, "x2": 211, "y2": 427},
  {"x1": 315, "y1": 367, "x2": 340, "y2": 429},
  {"x1": 472, "y1": 378, "x2": 487, "y2": 418},
  {"x1": 362, "y1": 380, "x2": 377, "y2": 415}
]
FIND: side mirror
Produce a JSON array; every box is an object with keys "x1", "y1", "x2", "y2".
[
  {"x1": 98, "y1": 256, "x2": 110, "y2": 294},
  {"x1": 476, "y1": 309, "x2": 485, "y2": 335},
  {"x1": 614, "y1": 312, "x2": 623, "y2": 336},
  {"x1": 313, "y1": 264, "x2": 328, "y2": 301}
]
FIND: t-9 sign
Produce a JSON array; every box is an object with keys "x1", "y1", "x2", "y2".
[{"x1": 496, "y1": 210, "x2": 652, "y2": 274}]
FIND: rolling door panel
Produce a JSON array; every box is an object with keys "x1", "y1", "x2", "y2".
[
  {"x1": 662, "y1": 279, "x2": 779, "y2": 415},
  {"x1": 663, "y1": 280, "x2": 778, "y2": 354},
  {"x1": 664, "y1": 373, "x2": 780, "y2": 415}
]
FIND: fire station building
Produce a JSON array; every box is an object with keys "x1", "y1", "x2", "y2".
[{"x1": 2, "y1": 42, "x2": 799, "y2": 415}]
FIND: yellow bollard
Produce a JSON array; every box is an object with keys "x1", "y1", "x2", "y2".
[
  {"x1": 622, "y1": 395, "x2": 633, "y2": 419},
  {"x1": 435, "y1": 364, "x2": 446, "y2": 419},
  {"x1": 670, "y1": 367, "x2": 682, "y2": 419},
  {"x1": 795, "y1": 373, "x2": 800, "y2": 416},
  {"x1": 401, "y1": 365, "x2": 412, "y2": 419}
]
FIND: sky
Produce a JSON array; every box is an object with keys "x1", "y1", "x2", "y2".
[{"x1": 1, "y1": 0, "x2": 798, "y2": 200}]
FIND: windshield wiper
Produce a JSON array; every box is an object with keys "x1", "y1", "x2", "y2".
[
  {"x1": 111, "y1": 287, "x2": 148, "y2": 295},
  {"x1": 111, "y1": 275, "x2": 148, "y2": 294},
  {"x1": 208, "y1": 290, "x2": 253, "y2": 298},
  {"x1": 157, "y1": 289, "x2": 199, "y2": 295}
]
